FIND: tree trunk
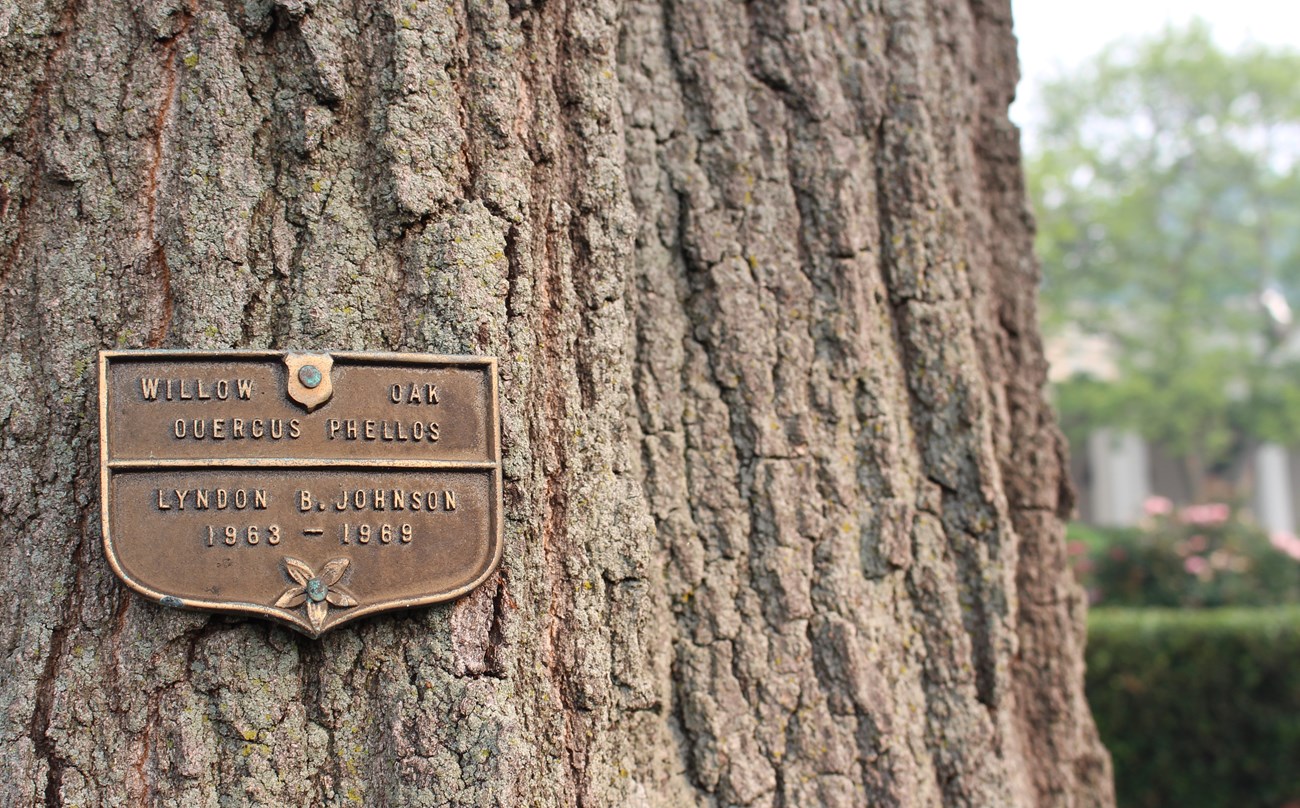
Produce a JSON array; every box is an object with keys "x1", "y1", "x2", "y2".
[{"x1": 0, "y1": 0, "x2": 1113, "y2": 805}]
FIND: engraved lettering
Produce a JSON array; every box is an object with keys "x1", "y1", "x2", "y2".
[
  {"x1": 389, "y1": 382, "x2": 442, "y2": 404},
  {"x1": 169, "y1": 417, "x2": 301, "y2": 441},
  {"x1": 322, "y1": 489, "x2": 459, "y2": 512},
  {"x1": 342, "y1": 523, "x2": 394, "y2": 545},
  {"x1": 204, "y1": 524, "x2": 279, "y2": 547},
  {"x1": 143, "y1": 378, "x2": 254, "y2": 403},
  {"x1": 156, "y1": 488, "x2": 267, "y2": 511},
  {"x1": 326, "y1": 419, "x2": 439, "y2": 442},
  {"x1": 300, "y1": 490, "x2": 313, "y2": 511}
]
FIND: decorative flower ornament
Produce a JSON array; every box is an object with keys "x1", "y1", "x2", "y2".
[{"x1": 275, "y1": 557, "x2": 358, "y2": 631}]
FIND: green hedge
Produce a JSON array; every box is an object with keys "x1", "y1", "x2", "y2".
[{"x1": 1087, "y1": 608, "x2": 1300, "y2": 807}]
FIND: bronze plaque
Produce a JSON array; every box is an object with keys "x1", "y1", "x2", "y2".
[{"x1": 98, "y1": 350, "x2": 503, "y2": 637}]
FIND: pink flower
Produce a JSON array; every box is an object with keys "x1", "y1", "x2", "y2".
[
  {"x1": 1143, "y1": 496, "x2": 1174, "y2": 516},
  {"x1": 1179, "y1": 503, "x2": 1230, "y2": 525},
  {"x1": 1270, "y1": 531, "x2": 1300, "y2": 562},
  {"x1": 1179, "y1": 534, "x2": 1208, "y2": 556},
  {"x1": 1066, "y1": 540, "x2": 1088, "y2": 557},
  {"x1": 1184, "y1": 555, "x2": 1210, "y2": 576}
]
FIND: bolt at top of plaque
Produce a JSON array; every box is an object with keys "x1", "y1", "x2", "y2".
[{"x1": 284, "y1": 353, "x2": 334, "y2": 411}]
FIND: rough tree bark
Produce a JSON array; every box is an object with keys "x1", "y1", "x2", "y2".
[{"x1": 0, "y1": 0, "x2": 1113, "y2": 805}]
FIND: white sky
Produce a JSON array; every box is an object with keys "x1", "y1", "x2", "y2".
[{"x1": 1010, "y1": 0, "x2": 1300, "y2": 138}]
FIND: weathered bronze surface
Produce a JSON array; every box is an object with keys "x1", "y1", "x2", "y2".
[{"x1": 99, "y1": 351, "x2": 503, "y2": 637}]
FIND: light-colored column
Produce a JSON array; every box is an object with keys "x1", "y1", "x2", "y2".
[
  {"x1": 1089, "y1": 428, "x2": 1150, "y2": 527},
  {"x1": 1255, "y1": 443, "x2": 1294, "y2": 535}
]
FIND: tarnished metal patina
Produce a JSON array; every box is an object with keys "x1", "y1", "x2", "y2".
[{"x1": 98, "y1": 351, "x2": 503, "y2": 637}]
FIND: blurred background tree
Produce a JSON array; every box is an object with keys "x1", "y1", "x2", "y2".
[
  {"x1": 1021, "y1": 16, "x2": 1300, "y2": 806},
  {"x1": 1027, "y1": 22, "x2": 1300, "y2": 500}
]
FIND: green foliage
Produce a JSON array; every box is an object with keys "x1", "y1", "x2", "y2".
[
  {"x1": 1028, "y1": 22, "x2": 1300, "y2": 470},
  {"x1": 1064, "y1": 521, "x2": 1136, "y2": 554},
  {"x1": 1087, "y1": 608, "x2": 1300, "y2": 808},
  {"x1": 1068, "y1": 511, "x2": 1300, "y2": 607}
]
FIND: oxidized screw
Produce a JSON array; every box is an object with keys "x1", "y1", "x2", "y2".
[
  {"x1": 305, "y1": 578, "x2": 328, "y2": 603},
  {"x1": 299, "y1": 364, "x2": 323, "y2": 389}
]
